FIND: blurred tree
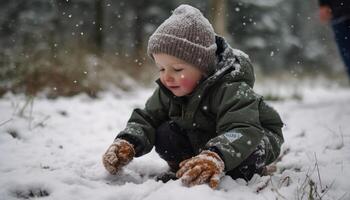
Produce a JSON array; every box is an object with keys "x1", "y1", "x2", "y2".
[
  {"x1": 94, "y1": 0, "x2": 104, "y2": 55},
  {"x1": 210, "y1": 0, "x2": 227, "y2": 36},
  {"x1": 132, "y1": 1, "x2": 147, "y2": 62},
  {"x1": 226, "y1": 0, "x2": 338, "y2": 74},
  {"x1": 0, "y1": 0, "x2": 343, "y2": 97}
]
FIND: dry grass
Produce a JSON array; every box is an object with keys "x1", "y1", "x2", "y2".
[{"x1": 0, "y1": 40, "x2": 157, "y2": 98}]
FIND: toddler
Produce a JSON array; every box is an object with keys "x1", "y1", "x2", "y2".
[{"x1": 102, "y1": 4, "x2": 284, "y2": 189}]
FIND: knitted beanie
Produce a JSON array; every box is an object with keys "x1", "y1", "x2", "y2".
[{"x1": 147, "y1": 4, "x2": 217, "y2": 73}]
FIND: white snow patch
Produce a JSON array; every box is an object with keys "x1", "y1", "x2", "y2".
[{"x1": 0, "y1": 84, "x2": 350, "y2": 199}]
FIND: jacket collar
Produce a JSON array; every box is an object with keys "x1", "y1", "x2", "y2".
[{"x1": 155, "y1": 79, "x2": 188, "y2": 104}]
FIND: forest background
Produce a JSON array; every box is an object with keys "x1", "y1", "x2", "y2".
[{"x1": 0, "y1": 0, "x2": 346, "y2": 98}]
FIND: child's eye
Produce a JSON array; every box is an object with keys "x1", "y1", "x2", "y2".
[
  {"x1": 174, "y1": 68, "x2": 183, "y2": 72},
  {"x1": 159, "y1": 68, "x2": 165, "y2": 72}
]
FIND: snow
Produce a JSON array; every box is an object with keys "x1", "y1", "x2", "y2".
[{"x1": 1, "y1": 84, "x2": 350, "y2": 200}]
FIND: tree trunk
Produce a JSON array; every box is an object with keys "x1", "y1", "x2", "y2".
[
  {"x1": 95, "y1": 0, "x2": 104, "y2": 55},
  {"x1": 133, "y1": 2, "x2": 146, "y2": 66},
  {"x1": 210, "y1": 0, "x2": 227, "y2": 36}
]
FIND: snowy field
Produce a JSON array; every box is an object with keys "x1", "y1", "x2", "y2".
[{"x1": 0, "y1": 84, "x2": 349, "y2": 200}]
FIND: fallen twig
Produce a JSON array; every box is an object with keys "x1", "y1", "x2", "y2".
[
  {"x1": 314, "y1": 153, "x2": 323, "y2": 192},
  {"x1": 279, "y1": 175, "x2": 291, "y2": 188},
  {"x1": 0, "y1": 118, "x2": 13, "y2": 127},
  {"x1": 256, "y1": 177, "x2": 271, "y2": 193},
  {"x1": 32, "y1": 115, "x2": 51, "y2": 129}
]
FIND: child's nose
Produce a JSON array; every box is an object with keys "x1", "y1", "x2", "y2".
[{"x1": 164, "y1": 71, "x2": 174, "y2": 82}]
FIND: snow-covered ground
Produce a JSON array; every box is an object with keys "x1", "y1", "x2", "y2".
[{"x1": 0, "y1": 84, "x2": 349, "y2": 200}]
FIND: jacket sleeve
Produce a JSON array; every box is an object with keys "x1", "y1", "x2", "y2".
[
  {"x1": 205, "y1": 81, "x2": 269, "y2": 171},
  {"x1": 116, "y1": 87, "x2": 170, "y2": 157},
  {"x1": 258, "y1": 99, "x2": 284, "y2": 164}
]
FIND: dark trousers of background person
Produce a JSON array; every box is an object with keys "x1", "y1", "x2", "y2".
[
  {"x1": 155, "y1": 121, "x2": 267, "y2": 182},
  {"x1": 332, "y1": 18, "x2": 350, "y2": 79}
]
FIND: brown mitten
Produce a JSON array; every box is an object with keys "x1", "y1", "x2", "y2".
[
  {"x1": 176, "y1": 150, "x2": 225, "y2": 189},
  {"x1": 102, "y1": 139, "x2": 135, "y2": 174}
]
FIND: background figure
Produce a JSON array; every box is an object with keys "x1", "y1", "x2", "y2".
[{"x1": 319, "y1": 0, "x2": 350, "y2": 80}]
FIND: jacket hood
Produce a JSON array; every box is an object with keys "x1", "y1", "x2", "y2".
[{"x1": 212, "y1": 36, "x2": 255, "y2": 88}]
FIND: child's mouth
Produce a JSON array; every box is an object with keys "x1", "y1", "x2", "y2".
[{"x1": 168, "y1": 86, "x2": 180, "y2": 90}]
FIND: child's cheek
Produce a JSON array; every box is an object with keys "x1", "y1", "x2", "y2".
[{"x1": 179, "y1": 77, "x2": 197, "y2": 91}]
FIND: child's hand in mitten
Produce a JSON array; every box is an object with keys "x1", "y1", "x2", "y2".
[
  {"x1": 102, "y1": 139, "x2": 135, "y2": 174},
  {"x1": 176, "y1": 150, "x2": 225, "y2": 189}
]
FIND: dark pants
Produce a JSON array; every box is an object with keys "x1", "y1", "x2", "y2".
[
  {"x1": 155, "y1": 121, "x2": 267, "y2": 181},
  {"x1": 332, "y1": 18, "x2": 350, "y2": 79}
]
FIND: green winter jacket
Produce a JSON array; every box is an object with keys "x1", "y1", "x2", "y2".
[{"x1": 117, "y1": 36, "x2": 284, "y2": 171}]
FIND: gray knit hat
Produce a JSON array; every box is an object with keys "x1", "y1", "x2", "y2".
[{"x1": 147, "y1": 4, "x2": 217, "y2": 73}]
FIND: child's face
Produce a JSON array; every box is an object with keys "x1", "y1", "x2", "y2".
[{"x1": 153, "y1": 53, "x2": 204, "y2": 97}]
